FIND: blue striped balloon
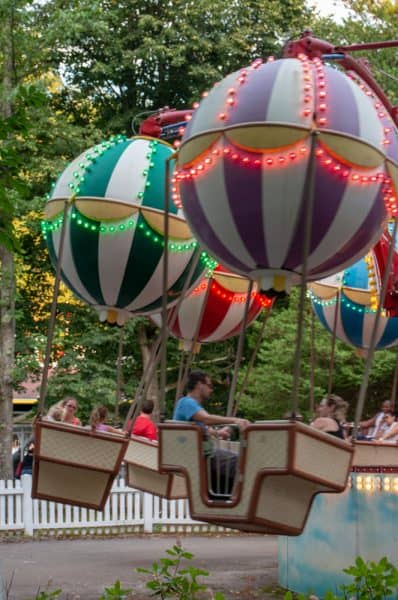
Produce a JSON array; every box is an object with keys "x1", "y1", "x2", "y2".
[{"x1": 309, "y1": 254, "x2": 398, "y2": 352}]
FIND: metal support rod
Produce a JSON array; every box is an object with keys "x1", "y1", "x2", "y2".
[
  {"x1": 114, "y1": 326, "x2": 124, "y2": 422},
  {"x1": 353, "y1": 218, "x2": 398, "y2": 439},
  {"x1": 233, "y1": 303, "x2": 272, "y2": 417},
  {"x1": 123, "y1": 245, "x2": 203, "y2": 430},
  {"x1": 309, "y1": 308, "x2": 315, "y2": 415},
  {"x1": 337, "y1": 40, "x2": 398, "y2": 53},
  {"x1": 159, "y1": 156, "x2": 172, "y2": 422},
  {"x1": 290, "y1": 131, "x2": 318, "y2": 418},
  {"x1": 174, "y1": 350, "x2": 187, "y2": 403},
  {"x1": 141, "y1": 247, "x2": 203, "y2": 402},
  {"x1": 38, "y1": 198, "x2": 71, "y2": 415},
  {"x1": 326, "y1": 289, "x2": 340, "y2": 399},
  {"x1": 226, "y1": 279, "x2": 255, "y2": 417},
  {"x1": 122, "y1": 322, "x2": 162, "y2": 432},
  {"x1": 178, "y1": 276, "x2": 212, "y2": 399}
]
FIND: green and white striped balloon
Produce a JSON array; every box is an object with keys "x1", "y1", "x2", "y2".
[{"x1": 42, "y1": 135, "x2": 211, "y2": 325}]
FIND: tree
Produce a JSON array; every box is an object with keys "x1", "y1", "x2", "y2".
[
  {"x1": 1, "y1": 0, "x2": 22, "y2": 479},
  {"x1": 36, "y1": 0, "x2": 313, "y2": 133},
  {"x1": 0, "y1": 0, "x2": 102, "y2": 478}
]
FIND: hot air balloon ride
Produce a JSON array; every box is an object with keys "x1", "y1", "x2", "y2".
[{"x1": 32, "y1": 27, "x2": 398, "y2": 548}]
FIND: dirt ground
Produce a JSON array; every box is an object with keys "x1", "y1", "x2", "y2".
[{"x1": 0, "y1": 533, "x2": 284, "y2": 599}]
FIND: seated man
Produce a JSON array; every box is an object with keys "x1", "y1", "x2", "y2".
[{"x1": 173, "y1": 370, "x2": 250, "y2": 499}]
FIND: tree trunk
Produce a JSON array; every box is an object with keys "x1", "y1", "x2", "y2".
[
  {"x1": 0, "y1": 2, "x2": 16, "y2": 479},
  {"x1": 137, "y1": 322, "x2": 160, "y2": 421},
  {"x1": 0, "y1": 247, "x2": 15, "y2": 479}
]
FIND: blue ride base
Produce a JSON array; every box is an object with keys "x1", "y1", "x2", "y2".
[{"x1": 278, "y1": 473, "x2": 398, "y2": 598}]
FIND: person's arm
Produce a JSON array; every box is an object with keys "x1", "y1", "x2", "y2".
[
  {"x1": 310, "y1": 417, "x2": 337, "y2": 432},
  {"x1": 310, "y1": 417, "x2": 326, "y2": 431},
  {"x1": 105, "y1": 425, "x2": 123, "y2": 435},
  {"x1": 192, "y1": 409, "x2": 250, "y2": 430},
  {"x1": 359, "y1": 415, "x2": 377, "y2": 429}
]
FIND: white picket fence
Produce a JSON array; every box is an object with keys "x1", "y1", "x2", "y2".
[{"x1": 0, "y1": 476, "x2": 217, "y2": 537}]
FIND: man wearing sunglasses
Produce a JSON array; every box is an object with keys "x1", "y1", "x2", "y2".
[{"x1": 173, "y1": 370, "x2": 250, "y2": 499}]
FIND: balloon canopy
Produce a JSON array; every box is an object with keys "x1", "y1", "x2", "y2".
[
  {"x1": 308, "y1": 240, "x2": 398, "y2": 353},
  {"x1": 151, "y1": 265, "x2": 271, "y2": 351},
  {"x1": 42, "y1": 135, "x2": 214, "y2": 325},
  {"x1": 175, "y1": 56, "x2": 397, "y2": 295}
]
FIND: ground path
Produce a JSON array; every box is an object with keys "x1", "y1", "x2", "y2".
[{"x1": 1, "y1": 534, "x2": 283, "y2": 599}]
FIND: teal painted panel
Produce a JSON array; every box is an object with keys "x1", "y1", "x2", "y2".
[{"x1": 278, "y1": 476, "x2": 398, "y2": 598}]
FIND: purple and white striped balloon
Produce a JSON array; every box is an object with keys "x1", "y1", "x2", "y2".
[{"x1": 176, "y1": 56, "x2": 396, "y2": 295}]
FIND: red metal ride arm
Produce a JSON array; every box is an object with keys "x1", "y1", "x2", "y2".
[
  {"x1": 372, "y1": 231, "x2": 398, "y2": 317},
  {"x1": 283, "y1": 31, "x2": 398, "y2": 126},
  {"x1": 139, "y1": 107, "x2": 193, "y2": 138}
]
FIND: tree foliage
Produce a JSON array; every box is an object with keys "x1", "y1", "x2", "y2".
[{"x1": 35, "y1": 0, "x2": 312, "y2": 132}]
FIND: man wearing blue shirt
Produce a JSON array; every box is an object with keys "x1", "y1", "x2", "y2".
[{"x1": 173, "y1": 370, "x2": 250, "y2": 499}]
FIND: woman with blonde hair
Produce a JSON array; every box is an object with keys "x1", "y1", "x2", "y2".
[
  {"x1": 60, "y1": 396, "x2": 82, "y2": 426},
  {"x1": 311, "y1": 395, "x2": 348, "y2": 439}
]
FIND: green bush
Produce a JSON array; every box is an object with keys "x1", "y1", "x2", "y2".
[
  {"x1": 283, "y1": 556, "x2": 398, "y2": 599},
  {"x1": 99, "y1": 579, "x2": 133, "y2": 599},
  {"x1": 20, "y1": 549, "x2": 398, "y2": 599},
  {"x1": 137, "y1": 543, "x2": 225, "y2": 599}
]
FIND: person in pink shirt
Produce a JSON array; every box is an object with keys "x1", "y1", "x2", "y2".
[
  {"x1": 90, "y1": 405, "x2": 122, "y2": 434},
  {"x1": 131, "y1": 399, "x2": 158, "y2": 441}
]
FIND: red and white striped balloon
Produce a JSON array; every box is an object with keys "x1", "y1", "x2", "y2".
[{"x1": 152, "y1": 265, "x2": 271, "y2": 351}]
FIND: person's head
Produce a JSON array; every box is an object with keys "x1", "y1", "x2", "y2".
[
  {"x1": 90, "y1": 405, "x2": 108, "y2": 429},
  {"x1": 25, "y1": 437, "x2": 35, "y2": 454},
  {"x1": 382, "y1": 411, "x2": 397, "y2": 427},
  {"x1": 186, "y1": 370, "x2": 213, "y2": 402},
  {"x1": 333, "y1": 396, "x2": 349, "y2": 421},
  {"x1": 141, "y1": 399, "x2": 154, "y2": 415},
  {"x1": 318, "y1": 395, "x2": 346, "y2": 418},
  {"x1": 61, "y1": 396, "x2": 78, "y2": 421},
  {"x1": 47, "y1": 404, "x2": 64, "y2": 422},
  {"x1": 381, "y1": 400, "x2": 394, "y2": 413}
]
